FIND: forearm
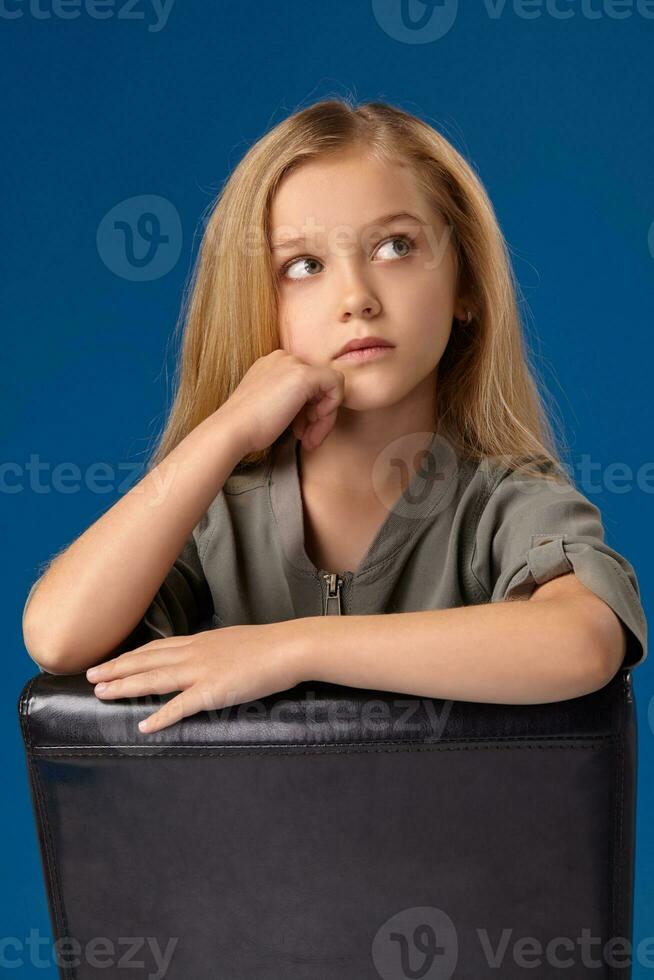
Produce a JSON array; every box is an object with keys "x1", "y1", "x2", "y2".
[
  {"x1": 292, "y1": 597, "x2": 611, "y2": 704},
  {"x1": 23, "y1": 407, "x2": 246, "y2": 672}
]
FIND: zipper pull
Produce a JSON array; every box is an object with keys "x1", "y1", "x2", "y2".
[{"x1": 322, "y1": 572, "x2": 343, "y2": 616}]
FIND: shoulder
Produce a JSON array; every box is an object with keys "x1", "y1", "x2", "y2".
[
  {"x1": 469, "y1": 456, "x2": 590, "y2": 528},
  {"x1": 465, "y1": 454, "x2": 607, "y2": 592}
]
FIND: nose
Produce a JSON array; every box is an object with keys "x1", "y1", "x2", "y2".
[{"x1": 338, "y1": 285, "x2": 381, "y2": 322}]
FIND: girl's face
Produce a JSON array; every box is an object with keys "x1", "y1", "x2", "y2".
[{"x1": 270, "y1": 148, "x2": 468, "y2": 413}]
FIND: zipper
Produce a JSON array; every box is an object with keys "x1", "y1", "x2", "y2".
[
  {"x1": 321, "y1": 571, "x2": 344, "y2": 615},
  {"x1": 318, "y1": 569, "x2": 354, "y2": 616}
]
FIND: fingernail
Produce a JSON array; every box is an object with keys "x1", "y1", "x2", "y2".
[
  {"x1": 87, "y1": 667, "x2": 102, "y2": 679},
  {"x1": 138, "y1": 720, "x2": 150, "y2": 732},
  {"x1": 95, "y1": 683, "x2": 108, "y2": 693}
]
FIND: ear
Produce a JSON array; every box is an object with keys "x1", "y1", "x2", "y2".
[{"x1": 453, "y1": 300, "x2": 469, "y2": 322}]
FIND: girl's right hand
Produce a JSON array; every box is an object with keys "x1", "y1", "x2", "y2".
[{"x1": 218, "y1": 348, "x2": 346, "y2": 456}]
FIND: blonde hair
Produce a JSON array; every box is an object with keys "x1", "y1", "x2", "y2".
[{"x1": 146, "y1": 97, "x2": 570, "y2": 483}]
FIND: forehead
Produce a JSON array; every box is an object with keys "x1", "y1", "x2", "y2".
[{"x1": 269, "y1": 150, "x2": 438, "y2": 238}]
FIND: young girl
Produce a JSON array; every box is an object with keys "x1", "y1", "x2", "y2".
[{"x1": 22, "y1": 98, "x2": 647, "y2": 734}]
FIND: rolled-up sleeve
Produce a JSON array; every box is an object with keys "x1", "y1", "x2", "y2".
[
  {"x1": 23, "y1": 532, "x2": 214, "y2": 674},
  {"x1": 473, "y1": 467, "x2": 648, "y2": 670}
]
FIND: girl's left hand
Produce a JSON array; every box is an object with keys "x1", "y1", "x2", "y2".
[{"x1": 85, "y1": 622, "x2": 306, "y2": 734}]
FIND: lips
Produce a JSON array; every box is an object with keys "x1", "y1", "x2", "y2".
[{"x1": 335, "y1": 336, "x2": 395, "y2": 359}]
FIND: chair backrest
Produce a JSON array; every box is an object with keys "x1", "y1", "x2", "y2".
[{"x1": 18, "y1": 668, "x2": 637, "y2": 980}]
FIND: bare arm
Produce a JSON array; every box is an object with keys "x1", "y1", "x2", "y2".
[
  {"x1": 22, "y1": 407, "x2": 247, "y2": 675},
  {"x1": 290, "y1": 575, "x2": 626, "y2": 704}
]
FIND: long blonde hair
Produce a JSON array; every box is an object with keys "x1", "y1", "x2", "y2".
[{"x1": 147, "y1": 97, "x2": 570, "y2": 483}]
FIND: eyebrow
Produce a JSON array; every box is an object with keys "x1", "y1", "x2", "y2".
[{"x1": 270, "y1": 211, "x2": 425, "y2": 251}]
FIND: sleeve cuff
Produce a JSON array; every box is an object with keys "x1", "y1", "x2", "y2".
[{"x1": 496, "y1": 535, "x2": 648, "y2": 670}]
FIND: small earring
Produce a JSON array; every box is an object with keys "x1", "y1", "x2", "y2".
[{"x1": 457, "y1": 311, "x2": 473, "y2": 326}]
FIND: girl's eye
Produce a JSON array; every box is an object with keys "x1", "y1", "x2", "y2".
[
  {"x1": 278, "y1": 233, "x2": 417, "y2": 281},
  {"x1": 281, "y1": 256, "x2": 324, "y2": 281},
  {"x1": 374, "y1": 234, "x2": 417, "y2": 261}
]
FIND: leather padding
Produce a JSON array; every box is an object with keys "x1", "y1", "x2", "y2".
[{"x1": 18, "y1": 670, "x2": 637, "y2": 979}]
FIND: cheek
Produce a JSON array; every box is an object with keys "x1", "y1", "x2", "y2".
[
  {"x1": 408, "y1": 280, "x2": 455, "y2": 338},
  {"x1": 279, "y1": 319, "x2": 302, "y2": 356},
  {"x1": 277, "y1": 303, "x2": 294, "y2": 352},
  {"x1": 404, "y1": 304, "x2": 452, "y2": 349},
  {"x1": 410, "y1": 274, "x2": 452, "y2": 315},
  {"x1": 278, "y1": 300, "x2": 323, "y2": 361}
]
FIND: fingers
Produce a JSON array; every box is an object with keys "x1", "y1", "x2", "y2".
[
  {"x1": 292, "y1": 409, "x2": 309, "y2": 441},
  {"x1": 306, "y1": 410, "x2": 337, "y2": 450},
  {"x1": 290, "y1": 364, "x2": 344, "y2": 450},
  {"x1": 292, "y1": 399, "x2": 322, "y2": 447},
  {"x1": 299, "y1": 368, "x2": 343, "y2": 448},
  {"x1": 86, "y1": 637, "x2": 193, "y2": 682},
  {"x1": 93, "y1": 663, "x2": 196, "y2": 700},
  {"x1": 139, "y1": 684, "x2": 220, "y2": 733},
  {"x1": 315, "y1": 381, "x2": 344, "y2": 419}
]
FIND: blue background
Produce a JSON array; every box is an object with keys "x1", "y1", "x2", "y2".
[{"x1": 4, "y1": 0, "x2": 653, "y2": 974}]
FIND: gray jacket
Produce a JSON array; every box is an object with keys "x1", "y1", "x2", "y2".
[{"x1": 25, "y1": 427, "x2": 648, "y2": 674}]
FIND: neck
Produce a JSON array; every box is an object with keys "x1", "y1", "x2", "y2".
[{"x1": 297, "y1": 413, "x2": 438, "y2": 502}]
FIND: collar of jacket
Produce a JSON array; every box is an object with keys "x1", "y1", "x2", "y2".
[{"x1": 268, "y1": 427, "x2": 462, "y2": 579}]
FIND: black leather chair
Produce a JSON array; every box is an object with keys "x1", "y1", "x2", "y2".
[{"x1": 18, "y1": 667, "x2": 637, "y2": 980}]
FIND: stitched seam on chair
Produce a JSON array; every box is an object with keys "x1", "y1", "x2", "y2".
[
  {"x1": 618, "y1": 732, "x2": 625, "y2": 960},
  {"x1": 613, "y1": 732, "x2": 626, "y2": 971},
  {"x1": 30, "y1": 732, "x2": 617, "y2": 749},
  {"x1": 29, "y1": 740, "x2": 618, "y2": 758},
  {"x1": 18, "y1": 676, "x2": 38, "y2": 752},
  {"x1": 31, "y1": 760, "x2": 73, "y2": 977},
  {"x1": 21, "y1": 685, "x2": 72, "y2": 967},
  {"x1": 29, "y1": 732, "x2": 618, "y2": 747}
]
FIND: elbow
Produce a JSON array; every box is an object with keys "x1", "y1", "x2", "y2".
[
  {"x1": 28, "y1": 657, "x2": 79, "y2": 677},
  {"x1": 570, "y1": 603, "x2": 627, "y2": 696},
  {"x1": 23, "y1": 634, "x2": 81, "y2": 676},
  {"x1": 23, "y1": 610, "x2": 134, "y2": 676},
  {"x1": 594, "y1": 619, "x2": 629, "y2": 688},
  {"x1": 24, "y1": 644, "x2": 76, "y2": 676},
  {"x1": 22, "y1": 579, "x2": 102, "y2": 675},
  {"x1": 23, "y1": 613, "x2": 86, "y2": 676},
  {"x1": 22, "y1": 613, "x2": 56, "y2": 672},
  {"x1": 22, "y1": 588, "x2": 66, "y2": 671}
]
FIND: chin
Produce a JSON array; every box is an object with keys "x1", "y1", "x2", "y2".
[{"x1": 341, "y1": 383, "x2": 407, "y2": 413}]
